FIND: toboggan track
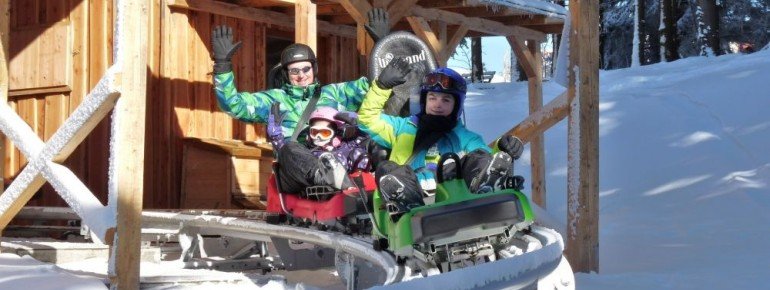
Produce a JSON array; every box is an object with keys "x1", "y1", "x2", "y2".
[{"x1": 16, "y1": 207, "x2": 566, "y2": 289}]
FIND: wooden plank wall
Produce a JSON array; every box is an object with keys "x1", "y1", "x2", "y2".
[
  {"x1": 145, "y1": 2, "x2": 362, "y2": 209},
  {"x1": 4, "y1": 0, "x2": 113, "y2": 207},
  {"x1": 3, "y1": 0, "x2": 362, "y2": 210}
]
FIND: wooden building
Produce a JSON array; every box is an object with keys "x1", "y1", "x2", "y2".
[
  {"x1": 1, "y1": 0, "x2": 600, "y2": 282},
  {"x1": 1, "y1": 0, "x2": 565, "y2": 210}
]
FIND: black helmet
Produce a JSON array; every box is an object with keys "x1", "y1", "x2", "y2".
[{"x1": 280, "y1": 43, "x2": 317, "y2": 70}]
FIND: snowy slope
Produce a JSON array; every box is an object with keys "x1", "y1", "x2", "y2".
[{"x1": 462, "y1": 49, "x2": 770, "y2": 289}]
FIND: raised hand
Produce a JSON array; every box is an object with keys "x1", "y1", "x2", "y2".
[
  {"x1": 377, "y1": 58, "x2": 412, "y2": 89},
  {"x1": 211, "y1": 25, "x2": 243, "y2": 73},
  {"x1": 364, "y1": 8, "x2": 390, "y2": 42}
]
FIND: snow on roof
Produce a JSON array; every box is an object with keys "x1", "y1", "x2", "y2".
[{"x1": 481, "y1": 0, "x2": 568, "y2": 19}]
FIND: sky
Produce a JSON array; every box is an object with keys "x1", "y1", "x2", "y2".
[
  {"x1": 2, "y1": 47, "x2": 769, "y2": 289},
  {"x1": 447, "y1": 36, "x2": 515, "y2": 73}
]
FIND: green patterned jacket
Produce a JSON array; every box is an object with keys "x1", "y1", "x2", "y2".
[{"x1": 213, "y1": 71, "x2": 370, "y2": 139}]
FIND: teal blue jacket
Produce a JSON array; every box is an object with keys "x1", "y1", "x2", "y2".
[{"x1": 358, "y1": 82, "x2": 491, "y2": 190}]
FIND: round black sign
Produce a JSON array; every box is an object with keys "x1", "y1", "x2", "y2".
[{"x1": 369, "y1": 31, "x2": 438, "y2": 116}]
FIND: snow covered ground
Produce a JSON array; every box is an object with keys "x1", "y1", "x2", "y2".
[
  {"x1": 463, "y1": 48, "x2": 770, "y2": 289},
  {"x1": 2, "y1": 49, "x2": 769, "y2": 289}
]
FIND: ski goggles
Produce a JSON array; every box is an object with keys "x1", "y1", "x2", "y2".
[
  {"x1": 421, "y1": 72, "x2": 466, "y2": 92},
  {"x1": 309, "y1": 126, "x2": 335, "y2": 140},
  {"x1": 287, "y1": 66, "x2": 313, "y2": 76}
]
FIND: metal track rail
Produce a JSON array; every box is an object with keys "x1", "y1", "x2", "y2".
[
  {"x1": 16, "y1": 207, "x2": 570, "y2": 289},
  {"x1": 141, "y1": 211, "x2": 404, "y2": 285}
]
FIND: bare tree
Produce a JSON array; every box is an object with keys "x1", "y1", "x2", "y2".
[{"x1": 451, "y1": 38, "x2": 472, "y2": 71}]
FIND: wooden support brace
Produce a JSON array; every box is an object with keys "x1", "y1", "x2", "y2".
[
  {"x1": 336, "y1": 0, "x2": 372, "y2": 24},
  {"x1": 442, "y1": 24, "x2": 468, "y2": 66},
  {"x1": 489, "y1": 91, "x2": 569, "y2": 148},
  {"x1": 333, "y1": 0, "x2": 374, "y2": 61},
  {"x1": 0, "y1": 73, "x2": 120, "y2": 235},
  {"x1": 507, "y1": 35, "x2": 538, "y2": 78},
  {"x1": 387, "y1": 0, "x2": 420, "y2": 27},
  {"x1": 295, "y1": 0, "x2": 317, "y2": 51},
  {"x1": 411, "y1": 6, "x2": 546, "y2": 42},
  {"x1": 406, "y1": 16, "x2": 442, "y2": 63}
]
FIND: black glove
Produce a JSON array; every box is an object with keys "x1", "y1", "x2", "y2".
[
  {"x1": 365, "y1": 139, "x2": 391, "y2": 170},
  {"x1": 364, "y1": 8, "x2": 390, "y2": 42},
  {"x1": 498, "y1": 135, "x2": 524, "y2": 160},
  {"x1": 211, "y1": 25, "x2": 243, "y2": 74},
  {"x1": 376, "y1": 58, "x2": 411, "y2": 89},
  {"x1": 333, "y1": 111, "x2": 358, "y2": 126},
  {"x1": 334, "y1": 112, "x2": 359, "y2": 141}
]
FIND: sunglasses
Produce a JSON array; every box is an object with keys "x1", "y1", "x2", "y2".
[
  {"x1": 421, "y1": 72, "x2": 466, "y2": 92},
  {"x1": 288, "y1": 66, "x2": 313, "y2": 76},
  {"x1": 309, "y1": 125, "x2": 334, "y2": 140}
]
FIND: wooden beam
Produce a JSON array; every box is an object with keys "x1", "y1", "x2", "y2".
[
  {"x1": 524, "y1": 24, "x2": 565, "y2": 34},
  {"x1": 441, "y1": 24, "x2": 468, "y2": 66},
  {"x1": 507, "y1": 35, "x2": 536, "y2": 78},
  {"x1": 387, "y1": 0, "x2": 419, "y2": 27},
  {"x1": 0, "y1": 0, "x2": 8, "y2": 195},
  {"x1": 444, "y1": 6, "x2": 528, "y2": 18},
  {"x1": 490, "y1": 91, "x2": 569, "y2": 148},
  {"x1": 168, "y1": 0, "x2": 356, "y2": 38},
  {"x1": 411, "y1": 6, "x2": 545, "y2": 41},
  {"x1": 335, "y1": 0, "x2": 371, "y2": 24},
  {"x1": 326, "y1": 14, "x2": 357, "y2": 25},
  {"x1": 406, "y1": 16, "x2": 442, "y2": 64},
  {"x1": 317, "y1": 3, "x2": 350, "y2": 15},
  {"x1": 235, "y1": 0, "x2": 297, "y2": 8},
  {"x1": 373, "y1": 0, "x2": 391, "y2": 8},
  {"x1": 295, "y1": 0, "x2": 317, "y2": 51},
  {"x1": 526, "y1": 41, "x2": 546, "y2": 209},
  {"x1": 418, "y1": 0, "x2": 477, "y2": 9},
  {"x1": 565, "y1": 0, "x2": 600, "y2": 273},
  {"x1": 495, "y1": 15, "x2": 550, "y2": 26},
  {"x1": 111, "y1": 0, "x2": 148, "y2": 288}
]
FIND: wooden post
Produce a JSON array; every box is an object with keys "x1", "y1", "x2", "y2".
[
  {"x1": 508, "y1": 36, "x2": 546, "y2": 208},
  {"x1": 0, "y1": 0, "x2": 8, "y2": 195},
  {"x1": 527, "y1": 41, "x2": 546, "y2": 208},
  {"x1": 295, "y1": 0, "x2": 317, "y2": 52},
  {"x1": 111, "y1": 0, "x2": 148, "y2": 288},
  {"x1": 565, "y1": 0, "x2": 600, "y2": 273}
]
